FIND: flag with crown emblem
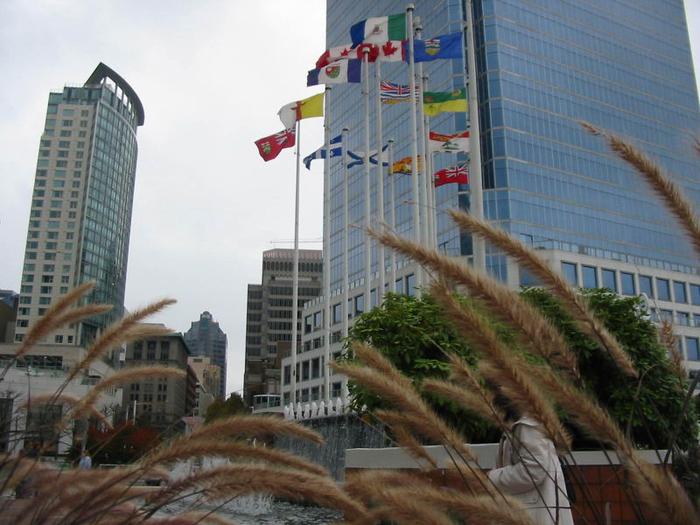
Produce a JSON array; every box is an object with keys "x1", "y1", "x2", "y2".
[
  {"x1": 255, "y1": 128, "x2": 296, "y2": 162},
  {"x1": 409, "y1": 32, "x2": 463, "y2": 63}
]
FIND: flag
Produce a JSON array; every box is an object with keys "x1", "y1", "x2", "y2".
[
  {"x1": 391, "y1": 155, "x2": 423, "y2": 174},
  {"x1": 350, "y1": 13, "x2": 407, "y2": 46},
  {"x1": 423, "y1": 89, "x2": 467, "y2": 117},
  {"x1": 316, "y1": 41, "x2": 403, "y2": 68},
  {"x1": 346, "y1": 146, "x2": 389, "y2": 168},
  {"x1": 255, "y1": 128, "x2": 296, "y2": 162},
  {"x1": 429, "y1": 130, "x2": 470, "y2": 154},
  {"x1": 278, "y1": 92, "x2": 324, "y2": 130},
  {"x1": 434, "y1": 164, "x2": 469, "y2": 187},
  {"x1": 303, "y1": 135, "x2": 342, "y2": 169},
  {"x1": 380, "y1": 81, "x2": 419, "y2": 104},
  {"x1": 307, "y1": 60, "x2": 361, "y2": 86},
  {"x1": 409, "y1": 32, "x2": 463, "y2": 62}
]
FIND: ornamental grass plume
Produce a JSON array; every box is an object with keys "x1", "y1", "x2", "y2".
[
  {"x1": 369, "y1": 226, "x2": 579, "y2": 378},
  {"x1": 187, "y1": 414, "x2": 324, "y2": 444},
  {"x1": 430, "y1": 282, "x2": 571, "y2": 451},
  {"x1": 583, "y1": 122, "x2": 700, "y2": 258},
  {"x1": 449, "y1": 209, "x2": 638, "y2": 379}
]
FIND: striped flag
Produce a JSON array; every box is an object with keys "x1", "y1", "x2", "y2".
[
  {"x1": 433, "y1": 164, "x2": 469, "y2": 187},
  {"x1": 380, "y1": 81, "x2": 419, "y2": 104}
]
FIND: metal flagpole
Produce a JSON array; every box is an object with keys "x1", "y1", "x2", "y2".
[
  {"x1": 465, "y1": 0, "x2": 486, "y2": 272},
  {"x1": 388, "y1": 139, "x2": 397, "y2": 291},
  {"x1": 375, "y1": 60, "x2": 386, "y2": 303},
  {"x1": 342, "y1": 127, "x2": 350, "y2": 338},
  {"x1": 406, "y1": 4, "x2": 422, "y2": 290},
  {"x1": 322, "y1": 86, "x2": 332, "y2": 403},
  {"x1": 423, "y1": 74, "x2": 437, "y2": 250},
  {"x1": 362, "y1": 47, "x2": 372, "y2": 313},
  {"x1": 290, "y1": 118, "x2": 301, "y2": 406},
  {"x1": 415, "y1": 22, "x2": 429, "y2": 251}
]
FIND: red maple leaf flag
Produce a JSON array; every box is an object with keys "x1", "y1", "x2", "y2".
[
  {"x1": 255, "y1": 128, "x2": 296, "y2": 162},
  {"x1": 434, "y1": 164, "x2": 469, "y2": 187},
  {"x1": 381, "y1": 40, "x2": 404, "y2": 61}
]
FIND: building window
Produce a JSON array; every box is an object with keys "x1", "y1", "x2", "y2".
[
  {"x1": 561, "y1": 262, "x2": 577, "y2": 286},
  {"x1": 331, "y1": 382, "x2": 342, "y2": 398},
  {"x1": 639, "y1": 275, "x2": 653, "y2": 298},
  {"x1": 673, "y1": 281, "x2": 687, "y2": 303},
  {"x1": 686, "y1": 337, "x2": 700, "y2": 361},
  {"x1": 283, "y1": 365, "x2": 291, "y2": 385},
  {"x1": 302, "y1": 361, "x2": 310, "y2": 380},
  {"x1": 354, "y1": 294, "x2": 364, "y2": 315},
  {"x1": 677, "y1": 312, "x2": 690, "y2": 326},
  {"x1": 620, "y1": 272, "x2": 635, "y2": 296},
  {"x1": 601, "y1": 269, "x2": 617, "y2": 292},
  {"x1": 581, "y1": 266, "x2": 597, "y2": 289},
  {"x1": 657, "y1": 279, "x2": 671, "y2": 301},
  {"x1": 311, "y1": 357, "x2": 320, "y2": 379},
  {"x1": 406, "y1": 273, "x2": 416, "y2": 297},
  {"x1": 690, "y1": 284, "x2": 700, "y2": 306},
  {"x1": 313, "y1": 311, "x2": 322, "y2": 330},
  {"x1": 332, "y1": 303, "x2": 341, "y2": 325},
  {"x1": 304, "y1": 315, "x2": 312, "y2": 334}
]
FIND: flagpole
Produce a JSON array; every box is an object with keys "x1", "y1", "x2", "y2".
[
  {"x1": 388, "y1": 139, "x2": 396, "y2": 291},
  {"x1": 415, "y1": 20, "x2": 429, "y2": 253},
  {"x1": 406, "y1": 4, "x2": 422, "y2": 291},
  {"x1": 290, "y1": 119, "x2": 301, "y2": 407},
  {"x1": 423, "y1": 73, "x2": 437, "y2": 250},
  {"x1": 465, "y1": 0, "x2": 486, "y2": 272},
  {"x1": 374, "y1": 60, "x2": 386, "y2": 303},
  {"x1": 322, "y1": 86, "x2": 332, "y2": 403},
  {"x1": 362, "y1": 46, "x2": 372, "y2": 313},
  {"x1": 342, "y1": 127, "x2": 350, "y2": 338}
]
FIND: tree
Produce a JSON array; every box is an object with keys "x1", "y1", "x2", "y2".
[
  {"x1": 345, "y1": 293, "x2": 498, "y2": 442},
  {"x1": 204, "y1": 392, "x2": 247, "y2": 423},
  {"x1": 346, "y1": 289, "x2": 698, "y2": 449}
]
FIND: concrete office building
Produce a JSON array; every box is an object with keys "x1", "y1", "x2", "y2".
[
  {"x1": 243, "y1": 249, "x2": 322, "y2": 407},
  {"x1": 281, "y1": 0, "x2": 700, "y2": 404},
  {"x1": 183, "y1": 312, "x2": 228, "y2": 399},
  {"x1": 122, "y1": 329, "x2": 197, "y2": 432},
  {"x1": 14, "y1": 63, "x2": 144, "y2": 347}
]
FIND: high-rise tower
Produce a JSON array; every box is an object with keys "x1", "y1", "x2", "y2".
[
  {"x1": 183, "y1": 311, "x2": 228, "y2": 399},
  {"x1": 280, "y1": 0, "x2": 700, "y2": 405},
  {"x1": 14, "y1": 63, "x2": 144, "y2": 347}
]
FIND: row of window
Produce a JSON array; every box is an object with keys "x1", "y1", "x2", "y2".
[
  {"x1": 263, "y1": 260, "x2": 322, "y2": 273},
  {"x1": 561, "y1": 261, "x2": 700, "y2": 304},
  {"x1": 282, "y1": 382, "x2": 343, "y2": 405}
]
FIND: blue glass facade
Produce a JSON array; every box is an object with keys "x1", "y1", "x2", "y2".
[{"x1": 325, "y1": 0, "x2": 700, "y2": 289}]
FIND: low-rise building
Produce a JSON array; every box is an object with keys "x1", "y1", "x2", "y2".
[
  {"x1": 122, "y1": 328, "x2": 196, "y2": 433},
  {"x1": 0, "y1": 343, "x2": 121, "y2": 455}
]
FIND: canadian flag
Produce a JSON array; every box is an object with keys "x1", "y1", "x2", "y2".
[
  {"x1": 315, "y1": 41, "x2": 404, "y2": 68},
  {"x1": 433, "y1": 164, "x2": 469, "y2": 187}
]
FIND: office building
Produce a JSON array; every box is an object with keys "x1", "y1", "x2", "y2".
[
  {"x1": 281, "y1": 0, "x2": 700, "y2": 405},
  {"x1": 14, "y1": 63, "x2": 144, "y2": 347},
  {"x1": 183, "y1": 311, "x2": 228, "y2": 399},
  {"x1": 122, "y1": 329, "x2": 197, "y2": 432},
  {"x1": 243, "y1": 249, "x2": 322, "y2": 406},
  {"x1": 0, "y1": 290, "x2": 18, "y2": 343}
]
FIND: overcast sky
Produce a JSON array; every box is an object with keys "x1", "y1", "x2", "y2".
[{"x1": 1, "y1": 1, "x2": 699, "y2": 397}]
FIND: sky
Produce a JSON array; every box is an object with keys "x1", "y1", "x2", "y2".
[{"x1": 1, "y1": 1, "x2": 699, "y2": 397}]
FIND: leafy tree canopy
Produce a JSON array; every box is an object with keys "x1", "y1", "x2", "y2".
[
  {"x1": 204, "y1": 392, "x2": 247, "y2": 423},
  {"x1": 346, "y1": 289, "x2": 698, "y2": 449}
]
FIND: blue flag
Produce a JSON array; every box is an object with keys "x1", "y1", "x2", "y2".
[
  {"x1": 303, "y1": 135, "x2": 343, "y2": 169},
  {"x1": 407, "y1": 32, "x2": 463, "y2": 63}
]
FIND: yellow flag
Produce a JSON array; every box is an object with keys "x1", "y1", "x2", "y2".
[
  {"x1": 278, "y1": 92, "x2": 324, "y2": 129},
  {"x1": 423, "y1": 89, "x2": 467, "y2": 117}
]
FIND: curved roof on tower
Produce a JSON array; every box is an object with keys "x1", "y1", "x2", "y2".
[{"x1": 85, "y1": 62, "x2": 145, "y2": 126}]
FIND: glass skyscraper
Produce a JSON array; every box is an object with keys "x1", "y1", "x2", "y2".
[
  {"x1": 15, "y1": 63, "x2": 144, "y2": 347},
  {"x1": 325, "y1": 0, "x2": 699, "y2": 286},
  {"x1": 280, "y1": 0, "x2": 700, "y2": 405},
  {"x1": 184, "y1": 311, "x2": 229, "y2": 399}
]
